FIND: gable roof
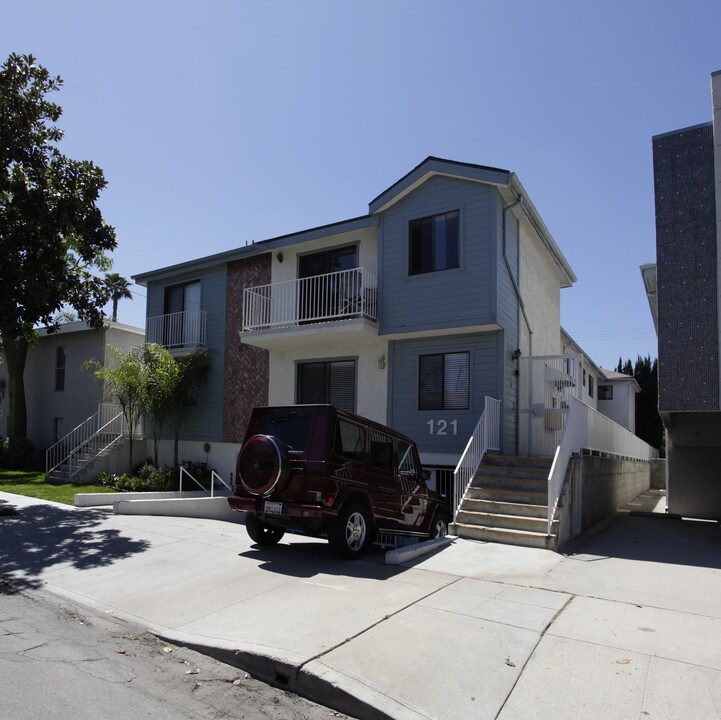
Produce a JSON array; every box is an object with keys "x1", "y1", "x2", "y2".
[{"x1": 369, "y1": 156, "x2": 576, "y2": 286}]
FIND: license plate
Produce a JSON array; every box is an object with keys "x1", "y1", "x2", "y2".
[{"x1": 264, "y1": 501, "x2": 283, "y2": 515}]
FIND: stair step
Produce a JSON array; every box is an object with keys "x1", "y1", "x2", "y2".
[
  {"x1": 455, "y1": 509, "x2": 557, "y2": 533},
  {"x1": 484, "y1": 455, "x2": 553, "y2": 470},
  {"x1": 470, "y1": 474, "x2": 548, "y2": 492},
  {"x1": 476, "y1": 465, "x2": 549, "y2": 480},
  {"x1": 466, "y1": 486, "x2": 548, "y2": 505},
  {"x1": 450, "y1": 522, "x2": 555, "y2": 549},
  {"x1": 461, "y1": 498, "x2": 549, "y2": 518}
]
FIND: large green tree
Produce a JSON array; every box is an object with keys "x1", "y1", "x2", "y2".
[{"x1": 0, "y1": 53, "x2": 119, "y2": 438}]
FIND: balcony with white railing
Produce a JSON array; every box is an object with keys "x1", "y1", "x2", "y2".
[
  {"x1": 242, "y1": 267, "x2": 379, "y2": 348},
  {"x1": 146, "y1": 309, "x2": 207, "y2": 350}
]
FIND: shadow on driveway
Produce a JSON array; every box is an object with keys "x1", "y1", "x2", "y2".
[
  {"x1": 568, "y1": 512, "x2": 721, "y2": 570},
  {"x1": 238, "y1": 539, "x2": 408, "y2": 580},
  {"x1": 0, "y1": 503, "x2": 151, "y2": 591}
]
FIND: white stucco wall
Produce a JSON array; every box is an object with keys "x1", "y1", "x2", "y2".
[
  {"x1": 518, "y1": 218, "x2": 564, "y2": 357},
  {"x1": 598, "y1": 381, "x2": 636, "y2": 433},
  {"x1": 268, "y1": 335, "x2": 389, "y2": 424}
]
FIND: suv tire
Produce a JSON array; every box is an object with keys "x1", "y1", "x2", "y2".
[
  {"x1": 246, "y1": 513, "x2": 285, "y2": 546},
  {"x1": 431, "y1": 510, "x2": 449, "y2": 539},
  {"x1": 237, "y1": 435, "x2": 290, "y2": 497},
  {"x1": 329, "y1": 502, "x2": 372, "y2": 560}
]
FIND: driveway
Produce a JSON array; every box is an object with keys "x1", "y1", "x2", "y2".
[{"x1": 1, "y1": 491, "x2": 720, "y2": 720}]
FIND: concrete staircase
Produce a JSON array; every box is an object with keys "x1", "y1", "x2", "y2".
[
  {"x1": 47, "y1": 432, "x2": 124, "y2": 484},
  {"x1": 450, "y1": 455, "x2": 558, "y2": 550}
]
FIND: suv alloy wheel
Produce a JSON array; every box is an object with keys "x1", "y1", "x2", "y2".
[{"x1": 328, "y1": 502, "x2": 373, "y2": 560}]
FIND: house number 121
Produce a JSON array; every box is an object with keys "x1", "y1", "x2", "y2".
[{"x1": 427, "y1": 419, "x2": 458, "y2": 436}]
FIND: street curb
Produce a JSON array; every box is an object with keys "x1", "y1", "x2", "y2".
[
  {"x1": 156, "y1": 630, "x2": 407, "y2": 720},
  {"x1": 385, "y1": 536, "x2": 454, "y2": 565}
]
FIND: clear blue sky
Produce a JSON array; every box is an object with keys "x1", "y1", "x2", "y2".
[{"x1": 4, "y1": 1, "x2": 720, "y2": 368}]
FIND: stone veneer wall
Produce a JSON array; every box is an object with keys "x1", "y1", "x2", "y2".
[{"x1": 223, "y1": 254, "x2": 271, "y2": 443}]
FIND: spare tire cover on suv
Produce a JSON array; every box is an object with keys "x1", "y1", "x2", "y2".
[{"x1": 237, "y1": 434, "x2": 290, "y2": 497}]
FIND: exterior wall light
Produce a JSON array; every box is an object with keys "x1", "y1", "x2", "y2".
[
  {"x1": 276, "y1": 252, "x2": 284, "y2": 263},
  {"x1": 378, "y1": 354, "x2": 386, "y2": 370}
]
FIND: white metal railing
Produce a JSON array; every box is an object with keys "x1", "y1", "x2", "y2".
[
  {"x1": 519, "y1": 354, "x2": 582, "y2": 456},
  {"x1": 546, "y1": 395, "x2": 659, "y2": 532},
  {"x1": 178, "y1": 467, "x2": 233, "y2": 498},
  {"x1": 146, "y1": 309, "x2": 207, "y2": 349},
  {"x1": 46, "y1": 403, "x2": 126, "y2": 481},
  {"x1": 243, "y1": 267, "x2": 378, "y2": 331},
  {"x1": 452, "y1": 396, "x2": 502, "y2": 522}
]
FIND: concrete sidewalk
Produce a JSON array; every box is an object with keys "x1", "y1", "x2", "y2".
[{"x1": 1, "y1": 491, "x2": 720, "y2": 720}]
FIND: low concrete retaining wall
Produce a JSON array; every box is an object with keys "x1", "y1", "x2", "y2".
[
  {"x1": 650, "y1": 459, "x2": 666, "y2": 490},
  {"x1": 557, "y1": 454, "x2": 652, "y2": 548},
  {"x1": 75, "y1": 491, "x2": 209, "y2": 507},
  {"x1": 74, "y1": 490, "x2": 244, "y2": 524},
  {"x1": 113, "y1": 496, "x2": 244, "y2": 523}
]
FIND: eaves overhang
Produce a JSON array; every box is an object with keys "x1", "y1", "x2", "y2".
[{"x1": 640, "y1": 263, "x2": 658, "y2": 334}]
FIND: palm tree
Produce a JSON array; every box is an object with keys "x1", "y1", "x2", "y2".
[{"x1": 105, "y1": 273, "x2": 133, "y2": 322}]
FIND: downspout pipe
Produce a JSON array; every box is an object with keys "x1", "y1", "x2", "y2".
[{"x1": 502, "y1": 196, "x2": 533, "y2": 358}]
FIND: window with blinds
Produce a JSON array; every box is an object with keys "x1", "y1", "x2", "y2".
[
  {"x1": 419, "y1": 352, "x2": 470, "y2": 410},
  {"x1": 297, "y1": 359, "x2": 356, "y2": 412}
]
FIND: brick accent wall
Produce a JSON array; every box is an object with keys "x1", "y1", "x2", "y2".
[{"x1": 223, "y1": 254, "x2": 271, "y2": 443}]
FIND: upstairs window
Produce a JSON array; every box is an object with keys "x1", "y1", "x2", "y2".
[
  {"x1": 598, "y1": 385, "x2": 613, "y2": 400},
  {"x1": 409, "y1": 210, "x2": 460, "y2": 275},
  {"x1": 55, "y1": 347, "x2": 66, "y2": 391},
  {"x1": 589, "y1": 375, "x2": 595, "y2": 399},
  {"x1": 419, "y1": 352, "x2": 469, "y2": 410}
]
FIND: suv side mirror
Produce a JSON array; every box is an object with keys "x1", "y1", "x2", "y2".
[{"x1": 421, "y1": 469, "x2": 431, "y2": 484}]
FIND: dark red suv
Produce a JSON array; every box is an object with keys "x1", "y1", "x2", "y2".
[{"x1": 228, "y1": 405, "x2": 449, "y2": 559}]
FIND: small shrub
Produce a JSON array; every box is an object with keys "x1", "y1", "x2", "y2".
[
  {"x1": 1, "y1": 437, "x2": 36, "y2": 469},
  {"x1": 97, "y1": 467, "x2": 177, "y2": 492}
]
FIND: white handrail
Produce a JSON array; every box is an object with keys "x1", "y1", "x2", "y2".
[
  {"x1": 452, "y1": 396, "x2": 502, "y2": 522},
  {"x1": 546, "y1": 395, "x2": 659, "y2": 532},
  {"x1": 243, "y1": 267, "x2": 378, "y2": 331},
  {"x1": 46, "y1": 403, "x2": 124, "y2": 477}
]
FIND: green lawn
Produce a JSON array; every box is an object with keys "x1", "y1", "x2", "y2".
[{"x1": 0, "y1": 469, "x2": 117, "y2": 506}]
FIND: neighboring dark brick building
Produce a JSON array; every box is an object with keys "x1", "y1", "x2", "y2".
[
  {"x1": 653, "y1": 123, "x2": 718, "y2": 412},
  {"x1": 648, "y1": 71, "x2": 721, "y2": 521}
]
